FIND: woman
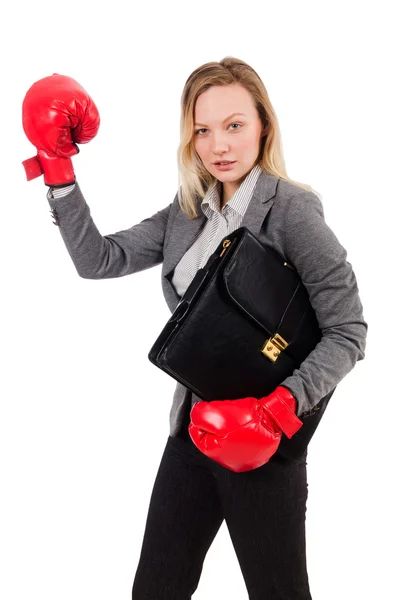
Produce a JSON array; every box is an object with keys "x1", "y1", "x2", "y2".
[{"x1": 22, "y1": 57, "x2": 367, "y2": 599}]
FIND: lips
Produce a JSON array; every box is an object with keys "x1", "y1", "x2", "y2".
[{"x1": 214, "y1": 161, "x2": 235, "y2": 165}]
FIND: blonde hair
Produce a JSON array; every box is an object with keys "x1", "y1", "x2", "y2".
[{"x1": 176, "y1": 56, "x2": 315, "y2": 219}]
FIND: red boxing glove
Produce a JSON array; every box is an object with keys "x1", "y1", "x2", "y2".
[
  {"x1": 22, "y1": 73, "x2": 100, "y2": 186},
  {"x1": 188, "y1": 386, "x2": 303, "y2": 473}
]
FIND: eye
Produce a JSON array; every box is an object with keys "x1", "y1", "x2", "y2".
[{"x1": 194, "y1": 123, "x2": 242, "y2": 135}]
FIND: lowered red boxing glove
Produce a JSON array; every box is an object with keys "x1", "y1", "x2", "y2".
[
  {"x1": 22, "y1": 73, "x2": 100, "y2": 187},
  {"x1": 188, "y1": 386, "x2": 303, "y2": 473}
]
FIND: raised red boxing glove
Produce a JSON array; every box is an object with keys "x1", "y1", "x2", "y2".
[
  {"x1": 22, "y1": 73, "x2": 100, "y2": 187},
  {"x1": 188, "y1": 386, "x2": 303, "y2": 473}
]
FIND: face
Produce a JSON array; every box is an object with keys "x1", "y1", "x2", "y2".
[{"x1": 193, "y1": 83, "x2": 266, "y2": 199}]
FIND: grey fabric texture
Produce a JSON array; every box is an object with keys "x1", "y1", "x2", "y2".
[{"x1": 46, "y1": 171, "x2": 368, "y2": 437}]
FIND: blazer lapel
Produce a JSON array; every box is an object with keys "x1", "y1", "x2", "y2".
[{"x1": 239, "y1": 170, "x2": 278, "y2": 237}]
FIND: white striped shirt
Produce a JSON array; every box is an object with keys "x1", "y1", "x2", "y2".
[
  {"x1": 47, "y1": 163, "x2": 263, "y2": 298},
  {"x1": 48, "y1": 184, "x2": 76, "y2": 199}
]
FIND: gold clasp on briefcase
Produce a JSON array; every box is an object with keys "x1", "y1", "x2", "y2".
[
  {"x1": 261, "y1": 333, "x2": 289, "y2": 362},
  {"x1": 219, "y1": 239, "x2": 231, "y2": 257}
]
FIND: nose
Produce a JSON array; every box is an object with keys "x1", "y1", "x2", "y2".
[{"x1": 211, "y1": 132, "x2": 230, "y2": 156}]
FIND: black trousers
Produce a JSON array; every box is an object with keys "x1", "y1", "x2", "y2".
[{"x1": 132, "y1": 400, "x2": 311, "y2": 599}]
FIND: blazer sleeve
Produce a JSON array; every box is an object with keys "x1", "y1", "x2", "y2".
[
  {"x1": 46, "y1": 180, "x2": 175, "y2": 279},
  {"x1": 279, "y1": 190, "x2": 368, "y2": 416}
]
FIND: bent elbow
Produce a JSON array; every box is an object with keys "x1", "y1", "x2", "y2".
[
  {"x1": 77, "y1": 269, "x2": 101, "y2": 280},
  {"x1": 356, "y1": 318, "x2": 368, "y2": 361},
  {"x1": 322, "y1": 318, "x2": 368, "y2": 363}
]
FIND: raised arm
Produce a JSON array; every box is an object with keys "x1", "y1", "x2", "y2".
[
  {"x1": 47, "y1": 181, "x2": 175, "y2": 279},
  {"x1": 22, "y1": 73, "x2": 176, "y2": 280}
]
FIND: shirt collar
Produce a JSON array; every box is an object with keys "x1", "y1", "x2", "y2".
[{"x1": 200, "y1": 163, "x2": 263, "y2": 219}]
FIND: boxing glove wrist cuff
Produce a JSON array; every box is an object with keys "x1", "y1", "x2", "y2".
[
  {"x1": 22, "y1": 155, "x2": 43, "y2": 181},
  {"x1": 259, "y1": 386, "x2": 303, "y2": 439},
  {"x1": 22, "y1": 152, "x2": 76, "y2": 187}
]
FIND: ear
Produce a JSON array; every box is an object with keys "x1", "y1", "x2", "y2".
[{"x1": 262, "y1": 122, "x2": 270, "y2": 137}]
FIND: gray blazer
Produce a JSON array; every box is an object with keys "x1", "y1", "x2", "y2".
[{"x1": 47, "y1": 171, "x2": 368, "y2": 437}]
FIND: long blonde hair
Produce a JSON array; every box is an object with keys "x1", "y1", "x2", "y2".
[{"x1": 176, "y1": 56, "x2": 314, "y2": 219}]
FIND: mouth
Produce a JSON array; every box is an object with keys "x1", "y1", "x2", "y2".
[{"x1": 213, "y1": 160, "x2": 236, "y2": 165}]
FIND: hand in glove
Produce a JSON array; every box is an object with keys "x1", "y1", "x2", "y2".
[
  {"x1": 22, "y1": 73, "x2": 100, "y2": 187},
  {"x1": 188, "y1": 386, "x2": 303, "y2": 473}
]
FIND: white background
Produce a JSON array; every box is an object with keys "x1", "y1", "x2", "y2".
[{"x1": 1, "y1": 0, "x2": 396, "y2": 598}]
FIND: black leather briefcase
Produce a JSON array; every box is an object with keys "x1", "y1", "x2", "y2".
[{"x1": 148, "y1": 226, "x2": 335, "y2": 460}]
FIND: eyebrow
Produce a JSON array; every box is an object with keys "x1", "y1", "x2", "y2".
[{"x1": 194, "y1": 112, "x2": 247, "y2": 127}]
